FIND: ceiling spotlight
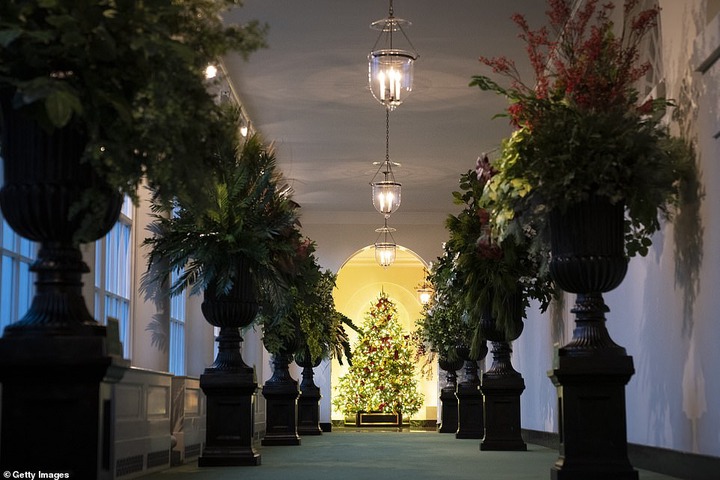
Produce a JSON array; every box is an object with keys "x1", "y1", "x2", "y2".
[
  {"x1": 368, "y1": 0, "x2": 418, "y2": 111},
  {"x1": 205, "y1": 64, "x2": 218, "y2": 79}
]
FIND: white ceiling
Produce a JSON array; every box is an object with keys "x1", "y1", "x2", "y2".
[{"x1": 222, "y1": 1, "x2": 547, "y2": 227}]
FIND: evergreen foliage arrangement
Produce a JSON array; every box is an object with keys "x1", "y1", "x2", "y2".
[
  {"x1": 414, "y1": 247, "x2": 473, "y2": 363},
  {"x1": 142, "y1": 124, "x2": 300, "y2": 316},
  {"x1": 333, "y1": 291, "x2": 424, "y2": 417},
  {"x1": 0, "y1": 0, "x2": 268, "y2": 208},
  {"x1": 471, "y1": 0, "x2": 691, "y2": 258},
  {"x1": 259, "y1": 237, "x2": 356, "y2": 365}
]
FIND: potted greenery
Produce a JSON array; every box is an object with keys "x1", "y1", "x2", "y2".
[
  {"x1": 470, "y1": 0, "x2": 692, "y2": 472},
  {"x1": 470, "y1": 0, "x2": 690, "y2": 260},
  {"x1": 258, "y1": 237, "x2": 355, "y2": 439},
  {"x1": 256, "y1": 232, "x2": 316, "y2": 446},
  {"x1": 142, "y1": 124, "x2": 300, "y2": 350},
  {"x1": 445, "y1": 164, "x2": 553, "y2": 446},
  {"x1": 415, "y1": 248, "x2": 472, "y2": 364},
  {"x1": 414, "y1": 248, "x2": 470, "y2": 434},
  {"x1": 446, "y1": 165, "x2": 553, "y2": 348},
  {"x1": 0, "y1": 0, "x2": 267, "y2": 334},
  {"x1": 142, "y1": 124, "x2": 299, "y2": 465},
  {"x1": 0, "y1": 0, "x2": 267, "y2": 209}
]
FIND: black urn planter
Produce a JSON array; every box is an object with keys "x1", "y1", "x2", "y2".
[
  {"x1": 547, "y1": 197, "x2": 637, "y2": 480},
  {"x1": 479, "y1": 297, "x2": 527, "y2": 452},
  {"x1": 455, "y1": 343, "x2": 487, "y2": 439},
  {"x1": 198, "y1": 264, "x2": 261, "y2": 466},
  {"x1": 437, "y1": 356, "x2": 464, "y2": 434},
  {"x1": 296, "y1": 348, "x2": 323, "y2": 436},
  {"x1": 0, "y1": 97, "x2": 127, "y2": 478}
]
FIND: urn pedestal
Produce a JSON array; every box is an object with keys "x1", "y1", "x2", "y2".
[
  {"x1": 479, "y1": 301, "x2": 526, "y2": 451},
  {"x1": 548, "y1": 198, "x2": 637, "y2": 480},
  {"x1": 455, "y1": 344, "x2": 487, "y2": 439},
  {"x1": 481, "y1": 342, "x2": 526, "y2": 451},
  {"x1": 262, "y1": 353, "x2": 301, "y2": 446},
  {"x1": 438, "y1": 357, "x2": 463, "y2": 434},
  {"x1": 198, "y1": 276, "x2": 261, "y2": 466},
  {"x1": 199, "y1": 366, "x2": 260, "y2": 466},
  {"x1": 296, "y1": 351, "x2": 322, "y2": 436},
  {"x1": 0, "y1": 96, "x2": 127, "y2": 478}
]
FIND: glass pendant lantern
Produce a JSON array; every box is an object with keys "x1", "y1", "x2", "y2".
[
  {"x1": 374, "y1": 220, "x2": 397, "y2": 268},
  {"x1": 368, "y1": 0, "x2": 418, "y2": 111}
]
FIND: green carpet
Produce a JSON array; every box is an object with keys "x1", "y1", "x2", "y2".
[{"x1": 145, "y1": 430, "x2": 682, "y2": 480}]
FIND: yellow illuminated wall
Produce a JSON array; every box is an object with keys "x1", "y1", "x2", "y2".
[{"x1": 330, "y1": 244, "x2": 438, "y2": 421}]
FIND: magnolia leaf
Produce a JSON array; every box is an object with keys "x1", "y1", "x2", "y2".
[{"x1": 45, "y1": 90, "x2": 80, "y2": 127}]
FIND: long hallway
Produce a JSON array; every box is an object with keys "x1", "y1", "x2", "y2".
[{"x1": 144, "y1": 430, "x2": 683, "y2": 480}]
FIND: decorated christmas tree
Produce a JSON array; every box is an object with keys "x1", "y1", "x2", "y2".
[{"x1": 333, "y1": 291, "x2": 424, "y2": 417}]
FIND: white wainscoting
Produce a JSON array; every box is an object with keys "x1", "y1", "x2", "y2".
[
  {"x1": 170, "y1": 376, "x2": 206, "y2": 465},
  {"x1": 112, "y1": 367, "x2": 173, "y2": 479}
]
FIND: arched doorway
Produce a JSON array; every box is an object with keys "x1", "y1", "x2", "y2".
[{"x1": 329, "y1": 244, "x2": 438, "y2": 426}]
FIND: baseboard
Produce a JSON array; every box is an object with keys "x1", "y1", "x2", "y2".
[
  {"x1": 627, "y1": 442, "x2": 719, "y2": 480},
  {"x1": 320, "y1": 422, "x2": 332, "y2": 432},
  {"x1": 522, "y1": 429, "x2": 719, "y2": 480},
  {"x1": 522, "y1": 429, "x2": 559, "y2": 450}
]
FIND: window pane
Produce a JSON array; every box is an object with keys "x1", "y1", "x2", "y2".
[
  {"x1": 120, "y1": 196, "x2": 133, "y2": 219},
  {"x1": 0, "y1": 221, "x2": 36, "y2": 330},
  {"x1": 1, "y1": 255, "x2": 13, "y2": 330},
  {"x1": 93, "y1": 194, "x2": 133, "y2": 359},
  {"x1": 19, "y1": 237, "x2": 33, "y2": 258},
  {"x1": 169, "y1": 268, "x2": 186, "y2": 374},
  {"x1": 17, "y1": 261, "x2": 32, "y2": 318},
  {"x1": 169, "y1": 319, "x2": 185, "y2": 376},
  {"x1": 2, "y1": 219, "x2": 14, "y2": 250}
]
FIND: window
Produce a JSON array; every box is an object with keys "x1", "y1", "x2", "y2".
[
  {"x1": 169, "y1": 268, "x2": 186, "y2": 375},
  {"x1": 95, "y1": 196, "x2": 134, "y2": 358},
  {"x1": 0, "y1": 218, "x2": 36, "y2": 332}
]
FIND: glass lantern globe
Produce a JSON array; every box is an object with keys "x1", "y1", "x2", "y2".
[
  {"x1": 375, "y1": 242, "x2": 397, "y2": 267},
  {"x1": 368, "y1": 47, "x2": 416, "y2": 110},
  {"x1": 372, "y1": 180, "x2": 402, "y2": 217}
]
